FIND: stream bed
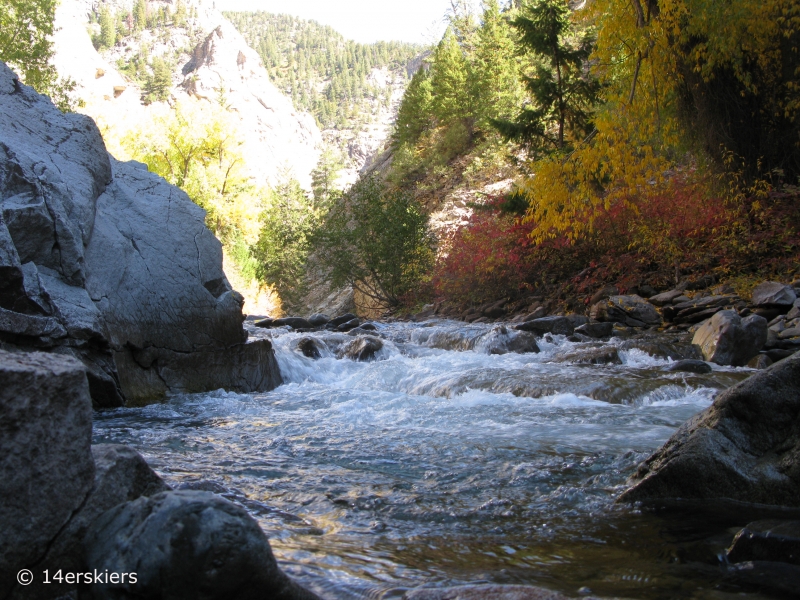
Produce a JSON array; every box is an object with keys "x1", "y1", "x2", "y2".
[{"x1": 93, "y1": 320, "x2": 778, "y2": 599}]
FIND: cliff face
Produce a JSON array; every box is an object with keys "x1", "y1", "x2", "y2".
[
  {"x1": 182, "y1": 21, "x2": 322, "y2": 188},
  {"x1": 0, "y1": 62, "x2": 282, "y2": 406},
  {"x1": 52, "y1": 0, "x2": 322, "y2": 189}
]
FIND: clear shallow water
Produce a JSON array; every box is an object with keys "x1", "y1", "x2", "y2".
[{"x1": 93, "y1": 320, "x2": 775, "y2": 599}]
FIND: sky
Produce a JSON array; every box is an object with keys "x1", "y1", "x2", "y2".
[{"x1": 218, "y1": 0, "x2": 462, "y2": 45}]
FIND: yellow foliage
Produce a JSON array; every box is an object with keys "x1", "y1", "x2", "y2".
[{"x1": 519, "y1": 0, "x2": 799, "y2": 243}]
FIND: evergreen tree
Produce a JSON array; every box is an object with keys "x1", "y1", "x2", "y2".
[
  {"x1": 492, "y1": 0, "x2": 599, "y2": 151},
  {"x1": 99, "y1": 5, "x2": 116, "y2": 49},
  {"x1": 473, "y1": 0, "x2": 522, "y2": 126},
  {"x1": 144, "y1": 57, "x2": 172, "y2": 104},
  {"x1": 430, "y1": 27, "x2": 472, "y2": 128},
  {"x1": 133, "y1": 0, "x2": 146, "y2": 32},
  {"x1": 392, "y1": 67, "x2": 433, "y2": 147}
]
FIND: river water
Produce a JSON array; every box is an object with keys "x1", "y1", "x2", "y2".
[{"x1": 93, "y1": 320, "x2": 776, "y2": 599}]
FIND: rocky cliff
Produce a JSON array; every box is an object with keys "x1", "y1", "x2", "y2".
[
  {"x1": 52, "y1": 0, "x2": 322, "y2": 190},
  {"x1": 0, "y1": 61, "x2": 281, "y2": 406}
]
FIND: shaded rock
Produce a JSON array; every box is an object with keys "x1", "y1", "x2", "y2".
[
  {"x1": 648, "y1": 289, "x2": 684, "y2": 306},
  {"x1": 516, "y1": 316, "x2": 574, "y2": 336},
  {"x1": 692, "y1": 310, "x2": 768, "y2": 366},
  {"x1": 555, "y1": 346, "x2": 622, "y2": 365},
  {"x1": 787, "y1": 300, "x2": 800, "y2": 320},
  {"x1": 404, "y1": 584, "x2": 574, "y2": 600},
  {"x1": 748, "y1": 354, "x2": 773, "y2": 369},
  {"x1": 22, "y1": 445, "x2": 169, "y2": 599},
  {"x1": 339, "y1": 335, "x2": 383, "y2": 361},
  {"x1": 273, "y1": 317, "x2": 312, "y2": 329},
  {"x1": 618, "y1": 353, "x2": 800, "y2": 506},
  {"x1": 329, "y1": 313, "x2": 357, "y2": 327},
  {"x1": 84, "y1": 490, "x2": 320, "y2": 600},
  {"x1": 254, "y1": 317, "x2": 274, "y2": 328},
  {"x1": 482, "y1": 298, "x2": 508, "y2": 318},
  {"x1": 523, "y1": 306, "x2": 547, "y2": 321},
  {"x1": 727, "y1": 520, "x2": 800, "y2": 566},
  {"x1": 565, "y1": 314, "x2": 589, "y2": 327},
  {"x1": 765, "y1": 348, "x2": 799, "y2": 363},
  {"x1": 0, "y1": 305, "x2": 67, "y2": 338},
  {"x1": 505, "y1": 331, "x2": 540, "y2": 354},
  {"x1": 0, "y1": 350, "x2": 93, "y2": 599},
  {"x1": 360, "y1": 322, "x2": 377, "y2": 331},
  {"x1": 636, "y1": 284, "x2": 657, "y2": 298},
  {"x1": 116, "y1": 340, "x2": 281, "y2": 405},
  {"x1": 338, "y1": 317, "x2": 361, "y2": 332},
  {"x1": 752, "y1": 281, "x2": 797, "y2": 308},
  {"x1": 296, "y1": 337, "x2": 325, "y2": 359},
  {"x1": 662, "y1": 295, "x2": 740, "y2": 324},
  {"x1": 591, "y1": 295, "x2": 662, "y2": 327},
  {"x1": 667, "y1": 359, "x2": 712, "y2": 374},
  {"x1": 620, "y1": 338, "x2": 703, "y2": 361},
  {"x1": 589, "y1": 285, "x2": 618, "y2": 306},
  {"x1": 723, "y1": 561, "x2": 800, "y2": 596},
  {"x1": 307, "y1": 313, "x2": 329, "y2": 327},
  {"x1": 574, "y1": 322, "x2": 613, "y2": 338}
]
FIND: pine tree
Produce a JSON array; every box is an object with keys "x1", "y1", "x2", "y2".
[
  {"x1": 393, "y1": 68, "x2": 433, "y2": 147},
  {"x1": 492, "y1": 0, "x2": 599, "y2": 152},
  {"x1": 99, "y1": 6, "x2": 116, "y2": 48},
  {"x1": 430, "y1": 27, "x2": 472, "y2": 128},
  {"x1": 133, "y1": 0, "x2": 146, "y2": 32},
  {"x1": 473, "y1": 0, "x2": 522, "y2": 126}
]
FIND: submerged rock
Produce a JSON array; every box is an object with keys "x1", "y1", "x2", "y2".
[
  {"x1": 727, "y1": 520, "x2": 800, "y2": 566},
  {"x1": 404, "y1": 584, "x2": 574, "y2": 600},
  {"x1": 328, "y1": 313, "x2": 357, "y2": 327},
  {"x1": 618, "y1": 353, "x2": 800, "y2": 506},
  {"x1": 692, "y1": 310, "x2": 767, "y2": 366},
  {"x1": 84, "y1": 490, "x2": 319, "y2": 600},
  {"x1": 667, "y1": 359, "x2": 712, "y2": 374}
]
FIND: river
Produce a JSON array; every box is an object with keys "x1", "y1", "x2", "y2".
[{"x1": 93, "y1": 319, "x2": 774, "y2": 599}]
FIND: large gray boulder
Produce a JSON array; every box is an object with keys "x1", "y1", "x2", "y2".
[
  {"x1": 692, "y1": 310, "x2": 767, "y2": 366},
  {"x1": 752, "y1": 282, "x2": 797, "y2": 308},
  {"x1": 84, "y1": 490, "x2": 320, "y2": 600},
  {"x1": 618, "y1": 353, "x2": 800, "y2": 506},
  {"x1": 0, "y1": 350, "x2": 94, "y2": 599},
  {"x1": 0, "y1": 61, "x2": 281, "y2": 405}
]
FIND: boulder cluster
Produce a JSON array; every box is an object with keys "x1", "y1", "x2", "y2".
[{"x1": 417, "y1": 279, "x2": 800, "y2": 369}]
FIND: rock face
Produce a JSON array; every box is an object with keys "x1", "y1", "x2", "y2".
[
  {"x1": 692, "y1": 310, "x2": 768, "y2": 366},
  {"x1": 619, "y1": 353, "x2": 800, "y2": 506},
  {"x1": 182, "y1": 21, "x2": 321, "y2": 189},
  {"x1": 84, "y1": 490, "x2": 320, "y2": 600},
  {"x1": 0, "y1": 61, "x2": 282, "y2": 405},
  {"x1": 0, "y1": 350, "x2": 94, "y2": 599}
]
